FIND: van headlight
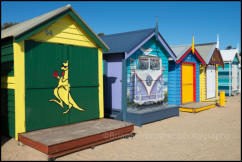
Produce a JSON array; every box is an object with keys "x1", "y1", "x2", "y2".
[{"x1": 137, "y1": 84, "x2": 142, "y2": 92}]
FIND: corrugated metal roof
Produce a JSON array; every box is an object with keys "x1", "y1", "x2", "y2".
[
  {"x1": 170, "y1": 44, "x2": 191, "y2": 60},
  {"x1": 195, "y1": 43, "x2": 217, "y2": 64},
  {"x1": 220, "y1": 49, "x2": 239, "y2": 62},
  {"x1": 1, "y1": 5, "x2": 71, "y2": 39},
  {"x1": 100, "y1": 28, "x2": 155, "y2": 54},
  {"x1": 171, "y1": 42, "x2": 217, "y2": 63},
  {"x1": 1, "y1": 4, "x2": 109, "y2": 50}
]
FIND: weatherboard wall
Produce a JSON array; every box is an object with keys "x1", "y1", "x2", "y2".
[{"x1": 168, "y1": 51, "x2": 200, "y2": 106}]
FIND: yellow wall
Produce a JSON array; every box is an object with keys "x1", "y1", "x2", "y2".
[
  {"x1": 199, "y1": 65, "x2": 219, "y2": 102},
  {"x1": 13, "y1": 41, "x2": 26, "y2": 140},
  {"x1": 98, "y1": 48, "x2": 104, "y2": 118},
  {"x1": 29, "y1": 15, "x2": 97, "y2": 48},
  {"x1": 199, "y1": 65, "x2": 206, "y2": 101}
]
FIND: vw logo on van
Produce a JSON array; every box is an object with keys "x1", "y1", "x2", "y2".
[{"x1": 146, "y1": 75, "x2": 153, "y2": 86}]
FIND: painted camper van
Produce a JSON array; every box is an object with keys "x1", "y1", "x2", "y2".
[{"x1": 131, "y1": 54, "x2": 163, "y2": 105}]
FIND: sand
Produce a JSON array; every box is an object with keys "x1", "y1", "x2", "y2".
[{"x1": 1, "y1": 94, "x2": 241, "y2": 161}]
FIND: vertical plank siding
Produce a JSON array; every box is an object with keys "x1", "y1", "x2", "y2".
[
  {"x1": 1, "y1": 89, "x2": 15, "y2": 138},
  {"x1": 24, "y1": 40, "x2": 100, "y2": 132}
]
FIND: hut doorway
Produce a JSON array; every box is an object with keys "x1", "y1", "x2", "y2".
[
  {"x1": 232, "y1": 64, "x2": 238, "y2": 91},
  {"x1": 206, "y1": 65, "x2": 216, "y2": 99},
  {"x1": 182, "y1": 63, "x2": 195, "y2": 104}
]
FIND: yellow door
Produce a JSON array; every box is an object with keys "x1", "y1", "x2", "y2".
[{"x1": 182, "y1": 63, "x2": 194, "y2": 103}]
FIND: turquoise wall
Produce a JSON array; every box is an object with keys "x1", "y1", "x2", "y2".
[
  {"x1": 218, "y1": 55, "x2": 240, "y2": 96},
  {"x1": 126, "y1": 36, "x2": 171, "y2": 101}
]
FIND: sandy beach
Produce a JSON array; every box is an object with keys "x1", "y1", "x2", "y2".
[{"x1": 1, "y1": 94, "x2": 241, "y2": 161}]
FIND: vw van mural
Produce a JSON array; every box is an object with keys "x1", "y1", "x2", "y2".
[{"x1": 130, "y1": 54, "x2": 164, "y2": 105}]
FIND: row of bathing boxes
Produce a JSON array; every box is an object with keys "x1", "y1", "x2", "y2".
[{"x1": 1, "y1": 4, "x2": 240, "y2": 159}]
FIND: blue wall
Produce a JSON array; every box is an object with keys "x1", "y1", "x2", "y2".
[{"x1": 168, "y1": 51, "x2": 201, "y2": 105}]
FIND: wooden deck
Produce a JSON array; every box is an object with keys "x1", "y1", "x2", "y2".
[
  {"x1": 179, "y1": 102, "x2": 217, "y2": 113},
  {"x1": 18, "y1": 118, "x2": 134, "y2": 160}
]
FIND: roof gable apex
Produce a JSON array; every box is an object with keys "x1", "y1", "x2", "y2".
[
  {"x1": 125, "y1": 31, "x2": 177, "y2": 60},
  {"x1": 2, "y1": 5, "x2": 109, "y2": 51},
  {"x1": 176, "y1": 47, "x2": 206, "y2": 65}
]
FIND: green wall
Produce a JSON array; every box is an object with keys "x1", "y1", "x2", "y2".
[
  {"x1": 25, "y1": 40, "x2": 99, "y2": 132},
  {"x1": 1, "y1": 89, "x2": 15, "y2": 138},
  {"x1": 1, "y1": 37, "x2": 14, "y2": 76}
]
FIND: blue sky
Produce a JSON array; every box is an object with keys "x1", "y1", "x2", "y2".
[{"x1": 1, "y1": 1, "x2": 241, "y2": 51}]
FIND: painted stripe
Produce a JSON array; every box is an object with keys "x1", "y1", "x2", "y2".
[
  {"x1": 1, "y1": 83, "x2": 15, "y2": 89},
  {"x1": 1, "y1": 76, "x2": 15, "y2": 83},
  {"x1": 1, "y1": 76, "x2": 16, "y2": 89},
  {"x1": 125, "y1": 32, "x2": 177, "y2": 61},
  {"x1": 13, "y1": 41, "x2": 26, "y2": 140},
  {"x1": 126, "y1": 32, "x2": 155, "y2": 59},
  {"x1": 98, "y1": 48, "x2": 104, "y2": 118},
  {"x1": 179, "y1": 104, "x2": 216, "y2": 113},
  {"x1": 176, "y1": 48, "x2": 206, "y2": 65},
  {"x1": 193, "y1": 62, "x2": 196, "y2": 102}
]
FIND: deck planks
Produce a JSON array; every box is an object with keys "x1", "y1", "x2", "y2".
[{"x1": 18, "y1": 118, "x2": 134, "y2": 159}]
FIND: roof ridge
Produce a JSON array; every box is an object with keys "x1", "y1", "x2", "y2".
[
  {"x1": 2, "y1": 4, "x2": 71, "y2": 33},
  {"x1": 220, "y1": 48, "x2": 238, "y2": 51},
  {"x1": 195, "y1": 42, "x2": 217, "y2": 46},
  {"x1": 171, "y1": 44, "x2": 191, "y2": 47},
  {"x1": 171, "y1": 42, "x2": 217, "y2": 47},
  {"x1": 100, "y1": 28, "x2": 155, "y2": 37}
]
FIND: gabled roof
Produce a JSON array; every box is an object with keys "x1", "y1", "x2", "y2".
[
  {"x1": 220, "y1": 49, "x2": 240, "y2": 63},
  {"x1": 170, "y1": 43, "x2": 206, "y2": 64},
  {"x1": 100, "y1": 28, "x2": 154, "y2": 54},
  {"x1": 170, "y1": 42, "x2": 217, "y2": 63},
  {"x1": 170, "y1": 44, "x2": 191, "y2": 60},
  {"x1": 195, "y1": 42, "x2": 217, "y2": 64},
  {"x1": 1, "y1": 4, "x2": 109, "y2": 51},
  {"x1": 100, "y1": 28, "x2": 177, "y2": 60}
]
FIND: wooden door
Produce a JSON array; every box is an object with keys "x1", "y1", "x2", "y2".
[
  {"x1": 206, "y1": 65, "x2": 216, "y2": 98},
  {"x1": 232, "y1": 64, "x2": 238, "y2": 91},
  {"x1": 182, "y1": 63, "x2": 194, "y2": 103}
]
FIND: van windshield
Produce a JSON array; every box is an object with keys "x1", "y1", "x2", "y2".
[
  {"x1": 138, "y1": 58, "x2": 149, "y2": 70},
  {"x1": 150, "y1": 58, "x2": 160, "y2": 70}
]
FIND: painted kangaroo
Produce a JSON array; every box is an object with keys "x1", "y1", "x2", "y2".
[{"x1": 49, "y1": 60, "x2": 85, "y2": 114}]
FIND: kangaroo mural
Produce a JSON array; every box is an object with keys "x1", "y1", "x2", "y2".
[{"x1": 49, "y1": 60, "x2": 85, "y2": 114}]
